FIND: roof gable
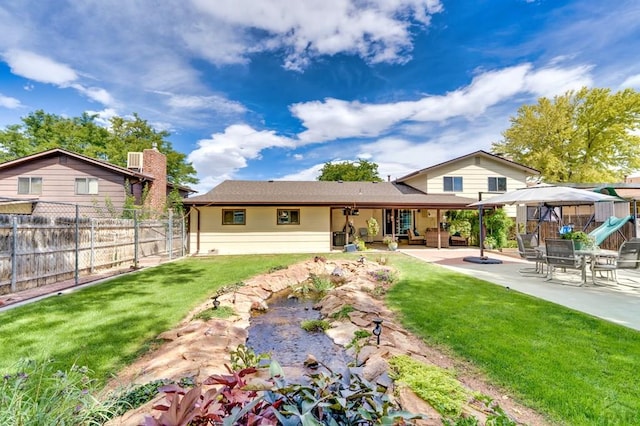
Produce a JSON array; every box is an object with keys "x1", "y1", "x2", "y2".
[
  {"x1": 396, "y1": 150, "x2": 540, "y2": 182},
  {"x1": 0, "y1": 148, "x2": 152, "y2": 181}
]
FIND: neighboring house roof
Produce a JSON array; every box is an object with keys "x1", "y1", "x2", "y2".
[
  {"x1": 396, "y1": 150, "x2": 540, "y2": 182},
  {"x1": 184, "y1": 180, "x2": 477, "y2": 208},
  {"x1": 0, "y1": 148, "x2": 193, "y2": 193}
]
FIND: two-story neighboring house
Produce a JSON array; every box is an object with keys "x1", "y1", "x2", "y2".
[
  {"x1": 0, "y1": 147, "x2": 191, "y2": 215},
  {"x1": 184, "y1": 150, "x2": 540, "y2": 255},
  {"x1": 396, "y1": 150, "x2": 540, "y2": 221}
]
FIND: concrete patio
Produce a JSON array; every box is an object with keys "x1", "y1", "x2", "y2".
[{"x1": 401, "y1": 247, "x2": 640, "y2": 331}]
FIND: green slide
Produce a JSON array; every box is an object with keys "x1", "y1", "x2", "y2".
[{"x1": 588, "y1": 215, "x2": 634, "y2": 246}]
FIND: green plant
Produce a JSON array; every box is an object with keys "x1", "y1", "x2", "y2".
[
  {"x1": 389, "y1": 355, "x2": 469, "y2": 417},
  {"x1": 300, "y1": 319, "x2": 331, "y2": 332},
  {"x1": 331, "y1": 304, "x2": 355, "y2": 320},
  {"x1": 268, "y1": 264, "x2": 288, "y2": 273},
  {"x1": 230, "y1": 344, "x2": 271, "y2": 370},
  {"x1": 383, "y1": 235, "x2": 397, "y2": 245},
  {"x1": 355, "y1": 237, "x2": 367, "y2": 251},
  {"x1": 483, "y1": 235, "x2": 497, "y2": 249},
  {"x1": 484, "y1": 208, "x2": 513, "y2": 249},
  {"x1": 366, "y1": 217, "x2": 380, "y2": 239},
  {"x1": 192, "y1": 306, "x2": 235, "y2": 321},
  {"x1": 0, "y1": 359, "x2": 116, "y2": 425},
  {"x1": 368, "y1": 268, "x2": 398, "y2": 284},
  {"x1": 561, "y1": 230, "x2": 592, "y2": 244},
  {"x1": 108, "y1": 377, "x2": 195, "y2": 418},
  {"x1": 346, "y1": 329, "x2": 372, "y2": 366}
]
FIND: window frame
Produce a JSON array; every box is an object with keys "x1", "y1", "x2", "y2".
[
  {"x1": 488, "y1": 177, "x2": 507, "y2": 192},
  {"x1": 443, "y1": 176, "x2": 463, "y2": 192},
  {"x1": 277, "y1": 209, "x2": 300, "y2": 225},
  {"x1": 17, "y1": 176, "x2": 43, "y2": 195},
  {"x1": 222, "y1": 209, "x2": 246, "y2": 225},
  {"x1": 75, "y1": 177, "x2": 99, "y2": 195}
]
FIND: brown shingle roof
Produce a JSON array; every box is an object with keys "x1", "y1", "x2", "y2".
[{"x1": 184, "y1": 180, "x2": 477, "y2": 208}]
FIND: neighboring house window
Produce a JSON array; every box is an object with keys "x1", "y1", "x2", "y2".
[
  {"x1": 277, "y1": 209, "x2": 300, "y2": 225},
  {"x1": 488, "y1": 177, "x2": 507, "y2": 192},
  {"x1": 443, "y1": 176, "x2": 463, "y2": 192},
  {"x1": 18, "y1": 177, "x2": 42, "y2": 195},
  {"x1": 222, "y1": 209, "x2": 246, "y2": 225},
  {"x1": 75, "y1": 177, "x2": 99, "y2": 195}
]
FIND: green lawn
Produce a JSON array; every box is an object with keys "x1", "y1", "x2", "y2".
[
  {"x1": 0, "y1": 254, "x2": 307, "y2": 383},
  {"x1": 385, "y1": 255, "x2": 640, "y2": 425},
  {"x1": 1, "y1": 253, "x2": 639, "y2": 425}
]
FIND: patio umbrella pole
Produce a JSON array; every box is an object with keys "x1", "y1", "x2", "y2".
[{"x1": 479, "y1": 206, "x2": 484, "y2": 258}]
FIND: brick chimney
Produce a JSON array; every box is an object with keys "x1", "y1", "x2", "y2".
[{"x1": 142, "y1": 146, "x2": 167, "y2": 214}]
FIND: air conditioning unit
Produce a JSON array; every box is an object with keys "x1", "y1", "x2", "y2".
[{"x1": 127, "y1": 152, "x2": 143, "y2": 170}]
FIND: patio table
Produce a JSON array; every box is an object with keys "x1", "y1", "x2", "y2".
[{"x1": 536, "y1": 246, "x2": 618, "y2": 285}]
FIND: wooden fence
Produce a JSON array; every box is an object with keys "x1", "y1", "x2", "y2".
[{"x1": 0, "y1": 211, "x2": 185, "y2": 295}]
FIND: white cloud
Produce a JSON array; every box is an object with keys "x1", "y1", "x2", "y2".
[
  {"x1": 3, "y1": 49, "x2": 78, "y2": 85},
  {"x1": 523, "y1": 64, "x2": 593, "y2": 97},
  {"x1": 157, "y1": 91, "x2": 247, "y2": 114},
  {"x1": 71, "y1": 84, "x2": 115, "y2": 106},
  {"x1": 188, "y1": 124, "x2": 296, "y2": 190},
  {"x1": 292, "y1": 62, "x2": 594, "y2": 143},
  {"x1": 620, "y1": 74, "x2": 640, "y2": 89},
  {"x1": 0, "y1": 93, "x2": 21, "y2": 109},
  {"x1": 277, "y1": 163, "x2": 324, "y2": 181},
  {"x1": 190, "y1": 0, "x2": 443, "y2": 70}
]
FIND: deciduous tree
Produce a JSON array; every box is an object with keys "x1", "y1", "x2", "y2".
[
  {"x1": 0, "y1": 110, "x2": 197, "y2": 185},
  {"x1": 492, "y1": 87, "x2": 640, "y2": 183},
  {"x1": 317, "y1": 159, "x2": 383, "y2": 181}
]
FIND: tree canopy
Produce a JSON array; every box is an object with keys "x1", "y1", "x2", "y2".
[
  {"x1": 491, "y1": 87, "x2": 640, "y2": 183},
  {"x1": 317, "y1": 159, "x2": 383, "y2": 181},
  {"x1": 0, "y1": 110, "x2": 198, "y2": 186}
]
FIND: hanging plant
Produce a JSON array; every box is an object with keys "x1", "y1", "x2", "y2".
[{"x1": 366, "y1": 217, "x2": 380, "y2": 238}]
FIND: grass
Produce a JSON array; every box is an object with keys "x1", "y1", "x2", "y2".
[
  {"x1": 385, "y1": 254, "x2": 640, "y2": 425},
  {"x1": 2, "y1": 251, "x2": 640, "y2": 425},
  {"x1": 0, "y1": 254, "x2": 308, "y2": 385}
]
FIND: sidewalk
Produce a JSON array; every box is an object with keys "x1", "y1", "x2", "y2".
[{"x1": 401, "y1": 247, "x2": 640, "y2": 331}]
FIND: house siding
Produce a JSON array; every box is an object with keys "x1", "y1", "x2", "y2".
[
  {"x1": 403, "y1": 155, "x2": 531, "y2": 216},
  {"x1": 189, "y1": 206, "x2": 331, "y2": 255},
  {"x1": 0, "y1": 154, "x2": 127, "y2": 209}
]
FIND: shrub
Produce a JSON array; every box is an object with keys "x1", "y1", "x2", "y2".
[
  {"x1": 368, "y1": 268, "x2": 398, "y2": 284},
  {"x1": 300, "y1": 319, "x2": 331, "y2": 332},
  {"x1": 331, "y1": 305, "x2": 355, "y2": 320},
  {"x1": 0, "y1": 358, "x2": 116, "y2": 425}
]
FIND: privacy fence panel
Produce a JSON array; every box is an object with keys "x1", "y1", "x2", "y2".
[{"x1": 0, "y1": 199, "x2": 185, "y2": 295}]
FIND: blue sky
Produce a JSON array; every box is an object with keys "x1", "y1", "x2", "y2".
[{"x1": 1, "y1": 1, "x2": 639, "y2": 194}]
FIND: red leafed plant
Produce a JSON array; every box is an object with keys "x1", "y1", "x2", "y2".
[{"x1": 143, "y1": 366, "x2": 278, "y2": 426}]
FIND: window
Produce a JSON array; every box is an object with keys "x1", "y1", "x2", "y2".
[
  {"x1": 18, "y1": 177, "x2": 42, "y2": 194},
  {"x1": 277, "y1": 209, "x2": 300, "y2": 225},
  {"x1": 222, "y1": 209, "x2": 246, "y2": 225},
  {"x1": 443, "y1": 176, "x2": 463, "y2": 192},
  {"x1": 488, "y1": 177, "x2": 507, "y2": 192},
  {"x1": 75, "y1": 177, "x2": 99, "y2": 195}
]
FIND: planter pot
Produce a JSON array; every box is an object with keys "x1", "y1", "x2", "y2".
[
  {"x1": 388, "y1": 242, "x2": 398, "y2": 251},
  {"x1": 574, "y1": 241, "x2": 584, "y2": 250}
]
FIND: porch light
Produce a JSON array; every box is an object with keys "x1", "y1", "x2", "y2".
[{"x1": 372, "y1": 318, "x2": 383, "y2": 345}]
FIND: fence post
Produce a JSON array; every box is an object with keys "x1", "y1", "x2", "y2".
[
  {"x1": 180, "y1": 214, "x2": 185, "y2": 257},
  {"x1": 75, "y1": 204, "x2": 79, "y2": 286},
  {"x1": 11, "y1": 216, "x2": 17, "y2": 293},
  {"x1": 134, "y1": 210, "x2": 139, "y2": 268},
  {"x1": 90, "y1": 218, "x2": 95, "y2": 273},
  {"x1": 168, "y1": 210, "x2": 173, "y2": 261}
]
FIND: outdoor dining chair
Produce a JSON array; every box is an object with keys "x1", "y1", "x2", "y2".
[
  {"x1": 592, "y1": 239, "x2": 640, "y2": 284},
  {"x1": 516, "y1": 233, "x2": 544, "y2": 274},
  {"x1": 544, "y1": 238, "x2": 585, "y2": 283}
]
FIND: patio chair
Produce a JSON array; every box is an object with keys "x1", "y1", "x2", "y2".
[
  {"x1": 407, "y1": 229, "x2": 425, "y2": 245},
  {"x1": 592, "y1": 239, "x2": 640, "y2": 284},
  {"x1": 544, "y1": 238, "x2": 585, "y2": 283},
  {"x1": 516, "y1": 233, "x2": 544, "y2": 274}
]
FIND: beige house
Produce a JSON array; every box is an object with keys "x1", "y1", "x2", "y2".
[
  {"x1": 184, "y1": 152, "x2": 539, "y2": 255},
  {"x1": 0, "y1": 148, "x2": 192, "y2": 215}
]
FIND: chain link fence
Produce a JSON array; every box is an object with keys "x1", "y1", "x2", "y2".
[{"x1": 0, "y1": 198, "x2": 186, "y2": 295}]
